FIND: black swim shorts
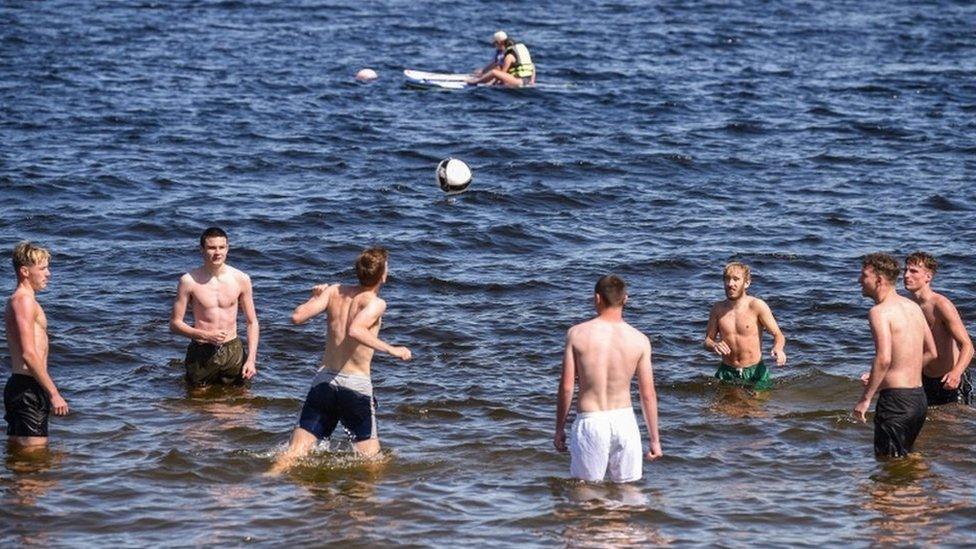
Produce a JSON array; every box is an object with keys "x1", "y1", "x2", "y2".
[
  {"x1": 922, "y1": 369, "x2": 975, "y2": 406},
  {"x1": 874, "y1": 387, "x2": 927, "y2": 458},
  {"x1": 4, "y1": 374, "x2": 50, "y2": 437},
  {"x1": 298, "y1": 369, "x2": 377, "y2": 442}
]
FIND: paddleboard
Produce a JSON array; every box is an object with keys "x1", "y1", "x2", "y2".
[{"x1": 403, "y1": 69, "x2": 476, "y2": 90}]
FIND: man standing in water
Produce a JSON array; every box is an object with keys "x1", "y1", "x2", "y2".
[
  {"x1": 554, "y1": 275, "x2": 662, "y2": 483},
  {"x1": 903, "y1": 252, "x2": 974, "y2": 406},
  {"x1": 271, "y1": 248, "x2": 411, "y2": 473},
  {"x1": 170, "y1": 227, "x2": 258, "y2": 387},
  {"x1": 4, "y1": 241, "x2": 69, "y2": 448},
  {"x1": 854, "y1": 253, "x2": 936, "y2": 458},
  {"x1": 704, "y1": 262, "x2": 787, "y2": 390}
]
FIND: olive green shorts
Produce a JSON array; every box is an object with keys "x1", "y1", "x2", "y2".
[{"x1": 184, "y1": 337, "x2": 246, "y2": 387}]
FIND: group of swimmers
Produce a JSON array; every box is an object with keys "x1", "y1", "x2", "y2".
[{"x1": 4, "y1": 230, "x2": 974, "y2": 483}]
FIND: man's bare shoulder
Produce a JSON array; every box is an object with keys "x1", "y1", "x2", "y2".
[
  {"x1": 709, "y1": 299, "x2": 732, "y2": 314},
  {"x1": 8, "y1": 291, "x2": 37, "y2": 313},
  {"x1": 931, "y1": 292, "x2": 960, "y2": 316},
  {"x1": 225, "y1": 264, "x2": 251, "y2": 283}
]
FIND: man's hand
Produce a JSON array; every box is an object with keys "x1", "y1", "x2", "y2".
[
  {"x1": 204, "y1": 329, "x2": 228, "y2": 344},
  {"x1": 859, "y1": 372, "x2": 870, "y2": 386},
  {"x1": 645, "y1": 441, "x2": 663, "y2": 461},
  {"x1": 852, "y1": 399, "x2": 870, "y2": 422},
  {"x1": 51, "y1": 393, "x2": 69, "y2": 416},
  {"x1": 771, "y1": 348, "x2": 787, "y2": 366},
  {"x1": 942, "y1": 371, "x2": 962, "y2": 391},
  {"x1": 713, "y1": 341, "x2": 731, "y2": 357},
  {"x1": 242, "y1": 360, "x2": 257, "y2": 380},
  {"x1": 390, "y1": 346, "x2": 412, "y2": 361},
  {"x1": 554, "y1": 430, "x2": 567, "y2": 452}
]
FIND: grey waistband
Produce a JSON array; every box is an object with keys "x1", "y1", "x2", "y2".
[{"x1": 311, "y1": 368, "x2": 373, "y2": 396}]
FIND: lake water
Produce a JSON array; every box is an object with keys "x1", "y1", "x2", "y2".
[{"x1": 1, "y1": 0, "x2": 975, "y2": 546}]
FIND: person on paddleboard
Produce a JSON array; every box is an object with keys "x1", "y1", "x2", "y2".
[{"x1": 468, "y1": 30, "x2": 536, "y2": 88}]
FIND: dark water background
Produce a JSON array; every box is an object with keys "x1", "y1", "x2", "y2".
[{"x1": 2, "y1": 0, "x2": 976, "y2": 546}]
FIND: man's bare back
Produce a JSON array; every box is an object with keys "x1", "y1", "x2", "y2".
[
  {"x1": 566, "y1": 318, "x2": 648, "y2": 412},
  {"x1": 555, "y1": 275, "x2": 661, "y2": 483}
]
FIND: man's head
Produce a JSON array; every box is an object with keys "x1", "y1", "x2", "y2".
[
  {"x1": 12, "y1": 241, "x2": 51, "y2": 290},
  {"x1": 492, "y1": 30, "x2": 508, "y2": 48},
  {"x1": 723, "y1": 262, "x2": 751, "y2": 300},
  {"x1": 356, "y1": 247, "x2": 389, "y2": 288},
  {"x1": 594, "y1": 274, "x2": 627, "y2": 310},
  {"x1": 860, "y1": 252, "x2": 900, "y2": 299},
  {"x1": 903, "y1": 251, "x2": 936, "y2": 293},
  {"x1": 199, "y1": 227, "x2": 229, "y2": 267}
]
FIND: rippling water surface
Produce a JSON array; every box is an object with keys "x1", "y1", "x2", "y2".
[{"x1": 2, "y1": 0, "x2": 976, "y2": 546}]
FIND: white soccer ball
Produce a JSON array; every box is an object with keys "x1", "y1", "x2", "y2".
[{"x1": 436, "y1": 158, "x2": 472, "y2": 194}]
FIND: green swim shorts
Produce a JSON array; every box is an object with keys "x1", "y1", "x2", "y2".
[{"x1": 714, "y1": 361, "x2": 771, "y2": 391}]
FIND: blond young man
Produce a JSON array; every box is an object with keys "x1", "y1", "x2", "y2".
[
  {"x1": 903, "y1": 252, "x2": 974, "y2": 406},
  {"x1": 170, "y1": 227, "x2": 259, "y2": 387},
  {"x1": 272, "y1": 248, "x2": 411, "y2": 473},
  {"x1": 855, "y1": 253, "x2": 936, "y2": 458},
  {"x1": 4, "y1": 242, "x2": 68, "y2": 448},
  {"x1": 704, "y1": 262, "x2": 787, "y2": 390},
  {"x1": 555, "y1": 275, "x2": 662, "y2": 483}
]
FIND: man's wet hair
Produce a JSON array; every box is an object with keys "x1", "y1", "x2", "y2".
[
  {"x1": 12, "y1": 241, "x2": 50, "y2": 273},
  {"x1": 905, "y1": 251, "x2": 937, "y2": 275},
  {"x1": 862, "y1": 253, "x2": 900, "y2": 283},
  {"x1": 356, "y1": 247, "x2": 389, "y2": 287},
  {"x1": 595, "y1": 274, "x2": 627, "y2": 307},
  {"x1": 723, "y1": 261, "x2": 751, "y2": 281},
  {"x1": 200, "y1": 227, "x2": 228, "y2": 247}
]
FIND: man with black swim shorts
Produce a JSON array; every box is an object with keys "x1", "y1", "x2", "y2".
[
  {"x1": 903, "y1": 252, "x2": 974, "y2": 406},
  {"x1": 854, "y1": 253, "x2": 937, "y2": 458},
  {"x1": 704, "y1": 262, "x2": 787, "y2": 391},
  {"x1": 270, "y1": 248, "x2": 411, "y2": 473},
  {"x1": 4, "y1": 241, "x2": 69, "y2": 448},
  {"x1": 170, "y1": 227, "x2": 259, "y2": 388}
]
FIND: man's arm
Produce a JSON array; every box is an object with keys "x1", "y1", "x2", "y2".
[
  {"x1": 291, "y1": 284, "x2": 334, "y2": 325},
  {"x1": 239, "y1": 274, "x2": 259, "y2": 379},
  {"x1": 170, "y1": 276, "x2": 224, "y2": 344},
  {"x1": 554, "y1": 330, "x2": 576, "y2": 452},
  {"x1": 11, "y1": 295, "x2": 68, "y2": 415},
  {"x1": 854, "y1": 308, "x2": 890, "y2": 422},
  {"x1": 935, "y1": 298, "x2": 973, "y2": 390},
  {"x1": 757, "y1": 300, "x2": 787, "y2": 366},
  {"x1": 468, "y1": 53, "x2": 514, "y2": 84},
  {"x1": 703, "y1": 305, "x2": 731, "y2": 357},
  {"x1": 348, "y1": 297, "x2": 411, "y2": 360},
  {"x1": 635, "y1": 334, "x2": 662, "y2": 460}
]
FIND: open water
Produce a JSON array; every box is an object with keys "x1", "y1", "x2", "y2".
[{"x1": 2, "y1": 0, "x2": 976, "y2": 546}]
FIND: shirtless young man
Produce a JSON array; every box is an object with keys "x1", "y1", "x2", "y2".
[
  {"x1": 4, "y1": 242, "x2": 69, "y2": 448},
  {"x1": 903, "y1": 252, "x2": 974, "y2": 406},
  {"x1": 854, "y1": 253, "x2": 937, "y2": 458},
  {"x1": 271, "y1": 248, "x2": 411, "y2": 472},
  {"x1": 554, "y1": 275, "x2": 662, "y2": 483},
  {"x1": 704, "y1": 262, "x2": 787, "y2": 391},
  {"x1": 170, "y1": 227, "x2": 258, "y2": 387}
]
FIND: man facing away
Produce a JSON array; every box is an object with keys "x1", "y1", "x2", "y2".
[
  {"x1": 704, "y1": 262, "x2": 787, "y2": 391},
  {"x1": 554, "y1": 275, "x2": 662, "y2": 483},
  {"x1": 903, "y1": 252, "x2": 974, "y2": 406},
  {"x1": 170, "y1": 227, "x2": 258, "y2": 387},
  {"x1": 271, "y1": 248, "x2": 411, "y2": 473},
  {"x1": 4, "y1": 241, "x2": 68, "y2": 448},
  {"x1": 854, "y1": 253, "x2": 936, "y2": 458}
]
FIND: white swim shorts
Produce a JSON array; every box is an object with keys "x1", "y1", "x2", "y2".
[{"x1": 569, "y1": 407, "x2": 643, "y2": 483}]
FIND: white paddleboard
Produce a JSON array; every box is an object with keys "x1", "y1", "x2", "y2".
[{"x1": 403, "y1": 69, "x2": 476, "y2": 90}]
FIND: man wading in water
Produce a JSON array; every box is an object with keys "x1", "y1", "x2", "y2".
[
  {"x1": 271, "y1": 248, "x2": 411, "y2": 474},
  {"x1": 170, "y1": 227, "x2": 259, "y2": 389}
]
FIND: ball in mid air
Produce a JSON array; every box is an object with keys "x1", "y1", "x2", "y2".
[{"x1": 436, "y1": 158, "x2": 472, "y2": 194}]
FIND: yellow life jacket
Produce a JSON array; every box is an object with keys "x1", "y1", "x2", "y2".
[{"x1": 505, "y1": 43, "x2": 535, "y2": 78}]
